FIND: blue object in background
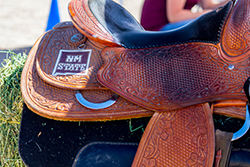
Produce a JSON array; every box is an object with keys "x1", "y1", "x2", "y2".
[{"x1": 46, "y1": 0, "x2": 60, "y2": 31}]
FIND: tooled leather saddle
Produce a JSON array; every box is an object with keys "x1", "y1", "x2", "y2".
[{"x1": 20, "y1": 0, "x2": 250, "y2": 166}]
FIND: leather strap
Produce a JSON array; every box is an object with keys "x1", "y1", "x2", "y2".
[{"x1": 214, "y1": 129, "x2": 233, "y2": 167}]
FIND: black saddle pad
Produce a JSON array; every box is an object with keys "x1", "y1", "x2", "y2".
[
  {"x1": 18, "y1": 103, "x2": 150, "y2": 167},
  {"x1": 19, "y1": 104, "x2": 250, "y2": 166}
]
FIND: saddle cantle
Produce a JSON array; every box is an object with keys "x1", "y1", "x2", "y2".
[
  {"x1": 69, "y1": 0, "x2": 231, "y2": 48},
  {"x1": 70, "y1": 0, "x2": 250, "y2": 112},
  {"x1": 68, "y1": 0, "x2": 144, "y2": 47}
]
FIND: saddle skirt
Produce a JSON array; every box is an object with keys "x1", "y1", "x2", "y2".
[{"x1": 21, "y1": 22, "x2": 154, "y2": 121}]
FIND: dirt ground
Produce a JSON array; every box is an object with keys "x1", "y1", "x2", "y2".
[{"x1": 0, "y1": 0, "x2": 144, "y2": 50}]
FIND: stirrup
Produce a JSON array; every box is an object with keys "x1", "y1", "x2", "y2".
[
  {"x1": 232, "y1": 103, "x2": 250, "y2": 141},
  {"x1": 75, "y1": 91, "x2": 118, "y2": 110},
  {"x1": 232, "y1": 77, "x2": 250, "y2": 141}
]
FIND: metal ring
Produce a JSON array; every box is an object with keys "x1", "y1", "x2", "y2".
[
  {"x1": 78, "y1": 43, "x2": 86, "y2": 50},
  {"x1": 75, "y1": 91, "x2": 118, "y2": 110}
]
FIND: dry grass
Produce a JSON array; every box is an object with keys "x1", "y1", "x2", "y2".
[{"x1": 0, "y1": 51, "x2": 26, "y2": 167}]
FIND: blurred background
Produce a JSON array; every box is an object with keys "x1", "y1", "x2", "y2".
[{"x1": 0, "y1": 0, "x2": 144, "y2": 50}]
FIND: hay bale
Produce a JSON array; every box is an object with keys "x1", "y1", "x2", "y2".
[{"x1": 0, "y1": 51, "x2": 26, "y2": 167}]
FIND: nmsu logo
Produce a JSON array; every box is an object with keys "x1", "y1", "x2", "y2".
[{"x1": 52, "y1": 50, "x2": 92, "y2": 76}]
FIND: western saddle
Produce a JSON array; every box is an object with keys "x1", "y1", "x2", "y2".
[{"x1": 21, "y1": 0, "x2": 250, "y2": 166}]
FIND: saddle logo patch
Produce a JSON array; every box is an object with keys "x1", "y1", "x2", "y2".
[{"x1": 52, "y1": 49, "x2": 92, "y2": 76}]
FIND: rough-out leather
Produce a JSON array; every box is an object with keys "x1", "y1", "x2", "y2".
[{"x1": 214, "y1": 130, "x2": 233, "y2": 167}]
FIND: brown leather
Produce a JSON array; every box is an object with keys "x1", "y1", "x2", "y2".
[
  {"x1": 68, "y1": 0, "x2": 122, "y2": 47},
  {"x1": 213, "y1": 100, "x2": 247, "y2": 119},
  {"x1": 221, "y1": 0, "x2": 250, "y2": 59},
  {"x1": 98, "y1": 42, "x2": 249, "y2": 112},
  {"x1": 213, "y1": 100, "x2": 246, "y2": 108},
  {"x1": 69, "y1": 0, "x2": 232, "y2": 49},
  {"x1": 214, "y1": 149, "x2": 222, "y2": 167},
  {"x1": 96, "y1": 0, "x2": 250, "y2": 112},
  {"x1": 21, "y1": 22, "x2": 154, "y2": 121},
  {"x1": 21, "y1": 22, "x2": 248, "y2": 122},
  {"x1": 67, "y1": 0, "x2": 250, "y2": 114},
  {"x1": 20, "y1": 0, "x2": 250, "y2": 166},
  {"x1": 213, "y1": 106, "x2": 246, "y2": 120},
  {"x1": 36, "y1": 22, "x2": 105, "y2": 90},
  {"x1": 132, "y1": 103, "x2": 215, "y2": 167},
  {"x1": 212, "y1": 100, "x2": 246, "y2": 119}
]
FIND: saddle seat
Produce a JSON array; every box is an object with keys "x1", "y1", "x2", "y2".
[{"x1": 69, "y1": 0, "x2": 231, "y2": 49}]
